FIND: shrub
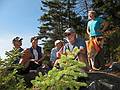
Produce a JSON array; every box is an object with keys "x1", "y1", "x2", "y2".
[
  {"x1": 31, "y1": 47, "x2": 88, "y2": 90},
  {"x1": 0, "y1": 49, "x2": 28, "y2": 90}
]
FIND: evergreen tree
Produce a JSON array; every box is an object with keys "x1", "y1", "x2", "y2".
[
  {"x1": 31, "y1": 47, "x2": 88, "y2": 90},
  {"x1": 91, "y1": 0, "x2": 120, "y2": 26},
  {"x1": 38, "y1": 0, "x2": 85, "y2": 51},
  {"x1": 91, "y1": 0, "x2": 120, "y2": 62},
  {"x1": 0, "y1": 49, "x2": 28, "y2": 90}
]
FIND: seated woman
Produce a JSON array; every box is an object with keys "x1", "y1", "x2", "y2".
[{"x1": 50, "y1": 40, "x2": 64, "y2": 66}]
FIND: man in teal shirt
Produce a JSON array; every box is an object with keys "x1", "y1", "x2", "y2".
[
  {"x1": 86, "y1": 10, "x2": 109, "y2": 70},
  {"x1": 87, "y1": 10, "x2": 108, "y2": 37}
]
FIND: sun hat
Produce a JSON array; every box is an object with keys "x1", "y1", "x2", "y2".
[{"x1": 55, "y1": 40, "x2": 63, "y2": 46}]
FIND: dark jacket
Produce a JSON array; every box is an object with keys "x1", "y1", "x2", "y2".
[{"x1": 29, "y1": 46, "x2": 42, "y2": 60}]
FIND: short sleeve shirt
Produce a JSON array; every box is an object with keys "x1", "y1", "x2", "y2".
[
  {"x1": 63, "y1": 37, "x2": 86, "y2": 53},
  {"x1": 87, "y1": 17, "x2": 104, "y2": 37},
  {"x1": 50, "y1": 47, "x2": 59, "y2": 62}
]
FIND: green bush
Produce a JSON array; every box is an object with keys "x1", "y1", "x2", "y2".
[
  {"x1": 31, "y1": 48, "x2": 88, "y2": 90},
  {"x1": 107, "y1": 27, "x2": 120, "y2": 62},
  {"x1": 0, "y1": 49, "x2": 28, "y2": 90}
]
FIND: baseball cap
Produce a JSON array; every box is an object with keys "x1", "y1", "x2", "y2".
[
  {"x1": 12, "y1": 37, "x2": 23, "y2": 43},
  {"x1": 64, "y1": 28, "x2": 76, "y2": 34}
]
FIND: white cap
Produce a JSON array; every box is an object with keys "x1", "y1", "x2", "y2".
[{"x1": 55, "y1": 40, "x2": 63, "y2": 46}]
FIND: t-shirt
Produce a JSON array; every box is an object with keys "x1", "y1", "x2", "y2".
[
  {"x1": 50, "y1": 47, "x2": 59, "y2": 62},
  {"x1": 68, "y1": 44, "x2": 74, "y2": 52},
  {"x1": 87, "y1": 17, "x2": 104, "y2": 37},
  {"x1": 63, "y1": 37, "x2": 86, "y2": 53}
]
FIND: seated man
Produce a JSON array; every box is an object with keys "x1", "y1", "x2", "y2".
[
  {"x1": 12, "y1": 37, "x2": 24, "y2": 64},
  {"x1": 62, "y1": 28, "x2": 89, "y2": 70},
  {"x1": 63, "y1": 28, "x2": 86, "y2": 60},
  {"x1": 19, "y1": 36, "x2": 44, "y2": 72},
  {"x1": 28, "y1": 36, "x2": 44, "y2": 70}
]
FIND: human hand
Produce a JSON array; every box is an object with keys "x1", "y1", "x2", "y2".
[{"x1": 96, "y1": 29, "x2": 104, "y2": 33}]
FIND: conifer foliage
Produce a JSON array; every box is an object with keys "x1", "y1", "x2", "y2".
[
  {"x1": 31, "y1": 47, "x2": 88, "y2": 90},
  {"x1": 0, "y1": 49, "x2": 27, "y2": 90},
  {"x1": 92, "y1": 0, "x2": 120, "y2": 26},
  {"x1": 38, "y1": 0, "x2": 84, "y2": 50}
]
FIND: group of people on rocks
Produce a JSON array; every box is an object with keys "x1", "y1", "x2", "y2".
[
  {"x1": 50, "y1": 10, "x2": 109, "y2": 71},
  {"x1": 11, "y1": 10, "x2": 109, "y2": 73}
]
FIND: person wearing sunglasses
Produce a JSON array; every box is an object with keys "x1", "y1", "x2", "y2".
[{"x1": 63, "y1": 28, "x2": 90, "y2": 71}]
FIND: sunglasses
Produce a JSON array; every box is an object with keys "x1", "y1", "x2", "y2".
[{"x1": 65, "y1": 33, "x2": 72, "y2": 37}]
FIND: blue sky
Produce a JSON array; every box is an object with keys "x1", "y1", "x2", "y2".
[{"x1": 0, "y1": 0, "x2": 43, "y2": 59}]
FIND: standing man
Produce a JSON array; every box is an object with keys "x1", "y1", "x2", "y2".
[
  {"x1": 87, "y1": 10, "x2": 109, "y2": 38},
  {"x1": 12, "y1": 37, "x2": 24, "y2": 64},
  {"x1": 86, "y1": 10, "x2": 109, "y2": 70}
]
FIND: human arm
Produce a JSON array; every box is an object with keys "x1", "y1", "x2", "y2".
[
  {"x1": 50, "y1": 48, "x2": 57, "y2": 64},
  {"x1": 101, "y1": 20, "x2": 109, "y2": 32},
  {"x1": 86, "y1": 26, "x2": 90, "y2": 37},
  {"x1": 97, "y1": 18, "x2": 109, "y2": 33},
  {"x1": 38, "y1": 53, "x2": 45, "y2": 62}
]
